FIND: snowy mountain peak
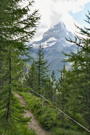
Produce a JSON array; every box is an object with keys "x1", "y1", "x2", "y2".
[
  {"x1": 43, "y1": 22, "x2": 67, "y2": 39},
  {"x1": 30, "y1": 22, "x2": 77, "y2": 75},
  {"x1": 32, "y1": 22, "x2": 73, "y2": 48}
]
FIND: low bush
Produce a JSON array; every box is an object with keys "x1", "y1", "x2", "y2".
[
  {"x1": 38, "y1": 107, "x2": 58, "y2": 130},
  {"x1": 0, "y1": 124, "x2": 37, "y2": 135},
  {"x1": 20, "y1": 92, "x2": 87, "y2": 135},
  {"x1": 20, "y1": 92, "x2": 58, "y2": 130},
  {"x1": 52, "y1": 128, "x2": 87, "y2": 135},
  {"x1": 17, "y1": 125, "x2": 37, "y2": 135}
]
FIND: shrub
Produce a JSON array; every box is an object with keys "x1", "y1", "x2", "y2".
[
  {"x1": 20, "y1": 92, "x2": 59, "y2": 130},
  {"x1": 20, "y1": 92, "x2": 87, "y2": 135},
  {"x1": 52, "y1": 128, "x2": 87, "y2": 135},
  {"x1": 38, "y1": 107, "x2": 58, "y2": 130},
  {"x1": 0, "y1": 124, "x2": 37, "y2": 135}
]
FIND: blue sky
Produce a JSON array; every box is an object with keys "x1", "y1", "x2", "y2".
[{"x1": 71, "y1": 2, "x2": 90, "y2": 26}]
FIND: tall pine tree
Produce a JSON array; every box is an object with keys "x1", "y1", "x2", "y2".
[{"x1": 0, "y1": 0, "x2": 39, "y2": 133}]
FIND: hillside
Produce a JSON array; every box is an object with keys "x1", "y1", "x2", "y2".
[
  {"x1": 18, "y1": 92, "x2": 88, "y2": 135},
  {"x1": 16, "y1": 93, "x2": 50, "y2": 135}
]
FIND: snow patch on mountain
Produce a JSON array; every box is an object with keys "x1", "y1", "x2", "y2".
[
  {"x1": 47, "y1": 37, "x2": 56, "y2": 43},
  {"x1": 30, "y1": 22, "x2": 77, "y2": 76}
]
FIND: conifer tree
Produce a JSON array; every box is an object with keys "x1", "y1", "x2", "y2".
[
  {"x1": 43, "y1": 71, "x2": 56, "y2": 101},
  {"x1": 50, "y1": 71, "x2": 57, "y2": 102},
  {"x1": 0, "y1": 0, "x2": 39, "y2": 133},
  {"x1": 56, "y1": 66, "x2": 69, "y2": 110},
  {"x1": 63, "y1": 11, "x2": 90, "y2": 128},
  {"x1": 26, "y1": 61, "x2": 38, "y2": 91},
  {"x1": 35, "y1": 45, "x2": 49, "y2": 95}
]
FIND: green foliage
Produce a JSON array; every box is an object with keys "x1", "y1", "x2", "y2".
[
  {"x1": 38, "y1": 107, "x2": 58, "y2": 130},
  {"x1": 20, "y1": 92, "x2": 59, "y2": 130},
  {"x1": 25, "y1": 61, "x2": 38, "y2": 91},
  {"x1": 15, "y1": 125, "x2": 36, "y2": 135},
  {"x1": 56, "y1": 11, "x2": 90, "y2": 131},
  {"x1": 0, "y1": 124, "x2": 36, "y2": 135},
  {"x1": 19, "y1": 92, "x2": 87, "y2": 135},
  {"x1": 52, "y1": 128, "x2": 87, "y2": 135},
  {"x1": 0, "y1": 0, "x2": 39, "y2": 133},
  {"x1": 26, "y1": 45, "x2": 50, "y2": 95}
]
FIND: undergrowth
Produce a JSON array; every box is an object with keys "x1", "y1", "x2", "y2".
[{"x1": 19, "y1": 92, "x2": 88, "y2": 135}]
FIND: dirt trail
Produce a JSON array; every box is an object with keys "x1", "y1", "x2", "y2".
[{"x1": 15, "y1": 94, "x2": 50, "y2": 135}]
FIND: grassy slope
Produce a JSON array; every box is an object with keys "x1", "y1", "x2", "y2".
[{"x1": 19, "y1": 92, "x2": 88, "y2": 135}]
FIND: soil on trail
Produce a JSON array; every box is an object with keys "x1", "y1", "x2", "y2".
[{"x1": 15, "y1": 94, "x2": 50, "y2": 135}]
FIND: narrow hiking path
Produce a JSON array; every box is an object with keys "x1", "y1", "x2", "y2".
[{"x1": 15, "y1": 93, "x2": 50, "y2": 135}]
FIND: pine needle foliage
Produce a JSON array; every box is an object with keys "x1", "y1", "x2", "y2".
[{"x1": 0, "y1": 0, "x2": 39, "y2": 133}]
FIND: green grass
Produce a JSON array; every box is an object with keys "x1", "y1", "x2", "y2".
[
  {"x1": 52, "y1": 128, "x2": 87, "y2": 135},
  {"x1": 0, "y1": 124, "x2": 37, "y2": 135},
  {"x1": 19, "y1": 92, "x2": 59, "y2": 130},
  {"x1": 19, "y1": 92, "x2": 88, "y2": 135}
]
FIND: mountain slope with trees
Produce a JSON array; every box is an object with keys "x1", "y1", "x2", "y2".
[
  {"x1": 30, "y1": 22, "x2": 77, "y2": 75},
  {"x1": 25, "y1": 11, "x2": 90, "y2": 135},
  {"x1": 0, "y1": 0, "x2": 90, "y2": 134}
]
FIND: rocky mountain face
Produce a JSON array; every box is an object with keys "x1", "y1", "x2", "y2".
[{"x1": 30, "y1": 22, "x2": 77, "y2": 76}]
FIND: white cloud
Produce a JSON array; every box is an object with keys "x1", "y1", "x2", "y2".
[
  {"x1": 51, "y1": 0, "x2": 90, "y2": 13},
  {"x1": 33, "y1": 0, "x2": 90, "y2": 41}
]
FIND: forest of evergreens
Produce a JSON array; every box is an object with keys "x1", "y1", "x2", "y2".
[{"x1": 0, "y1": 0, "x2": 90, "y2": 135}]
